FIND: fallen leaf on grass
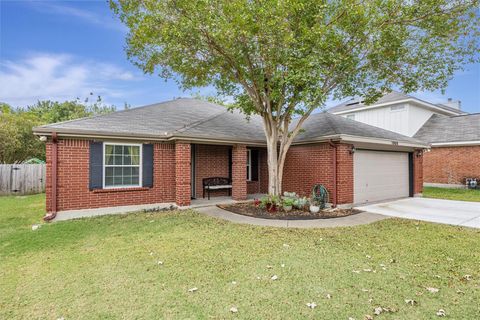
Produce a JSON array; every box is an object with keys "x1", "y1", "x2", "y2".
[
  {"x1": 374, "y1": 306, "x2": 396, "y2": 315},
  {"x1": 405, "y1": 299, "x2": 417, "y2": 306},
  {"x1": 325, "y1": 294, "x2": 332, "y2": 299},
  {"x1": 436, "y1": 309, "x2": 446, "y2": 317},
  {"x1": 352, "y1": 270, "x2": 361, "y2": 274},
  {"x1": 231, "y1": 281, "x2": 237, "y2": 285},
  {"x1": 364, "y1": 315, "x2": 373, "y2": 320},
  {"x1": 374, "y1": 307, "x2": 383, "y2": 315},
  {"x1": 306, "y1": 302, "x2": 317, "y2": 309},
  {"x1": 230, "y1": 306, "x2": 238, "y2": 313},
  {"x1": 188, "y1": 287, "x2": 198, "y2": 293},
  {"x1": 271, "y1": 275, "x2": 279, "y2": 281},
  {"x1": 283, "y1": 243, "x2": 290, "y2": 248},
  {"x1": 157, "y1": 261, "x2": 163, "y2": 265},
  {"x1": 426, "y1": 287, "x2": 439, "y2": 293},
  {"x1": 32, "y1": 224, "x2": 40, "y2": 231},
  {"x1": 463, "y1": 274, "x2": 472, "y2": 281}
]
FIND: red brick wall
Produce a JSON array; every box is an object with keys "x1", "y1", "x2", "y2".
[
  {"x1": 414, "y1": 152, "x2": 423, "y2": 194},
  {"x1": 175, "y1": 142, "x2": 191, "y2": 206},
  {"x1": 46, "y1": 139, "x2": 176, "y2": 212},
  {"x1": 336, "y1": 144, "x2": 354, "y2": 204},
  {"x1": 282, "y1": 143, "x2": 354, "y2": 204},
  {"x1": 423, "y1": 146, "x2": 480, "y2": 185},
  {"x1": 194, "y1": 144, "x2": 231, "y2": 198},
  {"x1": 232, "y1": 144, "x2": 247, "y2": 200}
]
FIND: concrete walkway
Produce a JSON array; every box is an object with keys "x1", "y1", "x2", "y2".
[
  {"x1": 357, "y1": 197, "x2": 480, "y2": 228},
  {"x1": 195, "y1": 206, "x2": 387, "y2": 228}
]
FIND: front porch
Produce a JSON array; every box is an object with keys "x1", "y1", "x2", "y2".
[{"x1": 175, "y1": 142, "x2": 267, "y2": 207}]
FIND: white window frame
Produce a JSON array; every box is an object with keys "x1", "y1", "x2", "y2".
[
  {"x1": 102, "y1": 142, "x2": 143, "y2": 189},
  {"x1": 246, "y1": 149, "x2": 252, "y2": 181}
]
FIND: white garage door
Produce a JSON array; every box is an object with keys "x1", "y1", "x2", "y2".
[{"x1": 354, "y1": 150, "x2": 409, "y2": 204}]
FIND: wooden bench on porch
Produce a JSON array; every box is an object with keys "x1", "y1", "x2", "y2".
[{"x1": 202, "y1": 177, "x2": 232, "y2": 200}]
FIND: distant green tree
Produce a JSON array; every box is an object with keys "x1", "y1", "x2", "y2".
[
  {"x1": 0, "y1": 95, "x2": 119, "y2": 163},
  {"x1": 25, "y1": 93, "x2": 116, "y2": 124},
  {"x1": 0, "y1": 112, "x2": 43, "y2": 163},
  {"x1": 0, "y1": 102, "x2": 12, "y2": 114}
]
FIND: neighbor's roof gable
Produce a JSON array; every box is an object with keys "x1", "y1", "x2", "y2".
[{"x1": 328, "y1": 91, "x2": 466, "y2": 116}]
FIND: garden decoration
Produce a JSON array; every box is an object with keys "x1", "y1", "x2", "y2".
[{"x1": 311, "y1": 184, "x2": 329, "y2": 210}]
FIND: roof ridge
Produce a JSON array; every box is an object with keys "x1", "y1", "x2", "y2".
[
  {"x1": 173, "y1": 108, "x2": 229, "y2": 134},
  {"x1": 450, "y1": 112, "x2": 480, "y2": 118},
  {"x1": 323, "y1": 112, "x2": 341, "y2": 135}
]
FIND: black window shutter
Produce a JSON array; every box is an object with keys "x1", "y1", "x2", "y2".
[
  {"x1": 89, "y1": 141, "x2": 103, "y2": 190},
  {"x1": 142, "y1": 144, "x2": 154, "y2": 188},
  {"x1": 251, "y1": 149, "x2": 259, "y2": 181}
]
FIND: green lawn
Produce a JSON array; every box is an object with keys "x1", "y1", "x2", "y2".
[
  {"x1": 1, "y1": 195, "x2": 479, "y2": 319},
  {"x1": 423, "y1": 186, "x2": 480, "y2": 202}
]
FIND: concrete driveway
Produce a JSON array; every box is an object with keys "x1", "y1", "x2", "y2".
[{"x1": 357, "y1": 197, "x2": 480, "y2": 228}]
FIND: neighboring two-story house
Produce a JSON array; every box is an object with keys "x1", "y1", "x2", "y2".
[{"x1": 329, "y1": 91, "x2": 480, "y2": 188}]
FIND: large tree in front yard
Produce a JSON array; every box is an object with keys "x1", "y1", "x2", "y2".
[{"x1": 111, "y1": 0, "x2": 479, "y2": 196}]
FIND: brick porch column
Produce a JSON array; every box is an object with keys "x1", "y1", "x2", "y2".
[
  {"x1": 413, "y1": 150, "x2": 424, "y2": 196},
  {"x1": 232, "y1": 144, "x2": 247, "y2": 200},
  {"x1": 175, "y1": 142, "x2": 191, "y2": 206}
]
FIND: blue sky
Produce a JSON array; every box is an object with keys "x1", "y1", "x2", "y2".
[{"x1": 1, "y1": 1, "x2": 479, "y2": 113}]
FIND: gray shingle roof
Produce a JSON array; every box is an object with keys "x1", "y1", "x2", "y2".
[
  {"x1": 34, "y1": 98, "x2": 425, "y2": 146},
  {"x1": 328, "y1": 91, "x2": 466, "y2": 115},
  {"x1": 414, "y1": 113, "x2": 480, "y2": 144},
  {"x1": 35, "y1": 98, "x2": 227, "y2": 138}
]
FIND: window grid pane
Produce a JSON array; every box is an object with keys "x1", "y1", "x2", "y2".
[{"x1": 104, "y1": 144, "x2": 141, "y2": 188}]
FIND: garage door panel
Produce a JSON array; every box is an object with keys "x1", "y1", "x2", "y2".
[{"x1": 354, "y1": 150, "x2": 409, "y2": 204}]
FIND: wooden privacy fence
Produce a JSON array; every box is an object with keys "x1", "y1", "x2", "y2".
[{"x1": 0, "y1": 164, "x2": 46, "y2": 195}]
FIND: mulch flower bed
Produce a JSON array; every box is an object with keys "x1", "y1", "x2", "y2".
[{"x1": 218, "y1": 202, "x2": 362, "y2": 220}]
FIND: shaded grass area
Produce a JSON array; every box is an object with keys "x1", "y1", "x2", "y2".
[
  {"x1": 1, "y1": 194, "x2": 479, "y2": 319},
  {"x1": 423, "y1": 186, "x2": 480, "y2": 202}
]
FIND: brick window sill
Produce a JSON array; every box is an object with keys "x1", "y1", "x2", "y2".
[{"x1": 92, "y1": 187, "x2": 150, "y2": 193}]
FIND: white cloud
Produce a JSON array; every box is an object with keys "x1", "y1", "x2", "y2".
[{"x1": 0, "y1": 53, "x2": 137, "y2": 107}]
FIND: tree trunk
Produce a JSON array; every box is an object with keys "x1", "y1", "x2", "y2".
[
  {"x1": 262, "y1": 111, "x2": 309, "y2": 197},
  {"x1": 263, "y1": 119, "x2": 291, "y2": 197},
  {"x1": 266, "y1": 138, "x2": 280, "y2": 196}
]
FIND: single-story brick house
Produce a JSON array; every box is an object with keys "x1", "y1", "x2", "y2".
[
  {"x1": 414, "y1": 113, "x2": 480, "y2": 187},
  {"x1": 33, "y1": 99, "x2": 427, "y2": 216}
]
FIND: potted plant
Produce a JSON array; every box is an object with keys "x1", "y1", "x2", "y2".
[
  {"x1": 294, "y1": 197, "x2": 308, "y2": 210},
  {"x1": 260, "y1": 195, "x2": 280, "y2": 213},
  {"x1": 282, "y1": 197, "x2": 295, "y2": 212},
  {"x1": 309, "y1": 198, "x2": 320, "y2": 213}
]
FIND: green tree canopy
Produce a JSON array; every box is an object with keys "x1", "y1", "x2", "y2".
[
  {"x1": 0, "y1": 96, "x2": 118, "y2": 163},
  {"x1": 112, "y1": 0, "x2": 479, "y2": 195}
]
